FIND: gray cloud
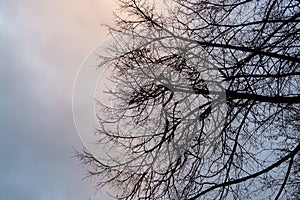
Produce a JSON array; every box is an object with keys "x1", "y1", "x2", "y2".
[{"x1": 0, "y1": 0, "x2": 115, "y2": 199}]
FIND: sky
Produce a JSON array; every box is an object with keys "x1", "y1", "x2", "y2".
[{"x1": 0, "y1": 0, "x2": 117, "y2": 199}]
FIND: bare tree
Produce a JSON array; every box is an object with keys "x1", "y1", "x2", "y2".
[{"x1": 76, "y1": 0, "x2": 300, "y2": 199}]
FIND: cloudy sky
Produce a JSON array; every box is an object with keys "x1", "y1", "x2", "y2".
[{"x1": 0, "y1": 0, "x2": 117, "y2": 199}]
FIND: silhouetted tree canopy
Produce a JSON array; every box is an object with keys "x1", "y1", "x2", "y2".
[{"x1": 76, "y1": 0, "x2": 300, "y2": 199}]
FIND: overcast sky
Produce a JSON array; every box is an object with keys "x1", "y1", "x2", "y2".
[{"x1": 0, "y1": 0, "x2": 116, "y2": 199}]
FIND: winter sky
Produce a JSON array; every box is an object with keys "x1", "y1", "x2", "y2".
[{"x1": 0, "y1": 0, "x2": 116, "y2": 199}]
